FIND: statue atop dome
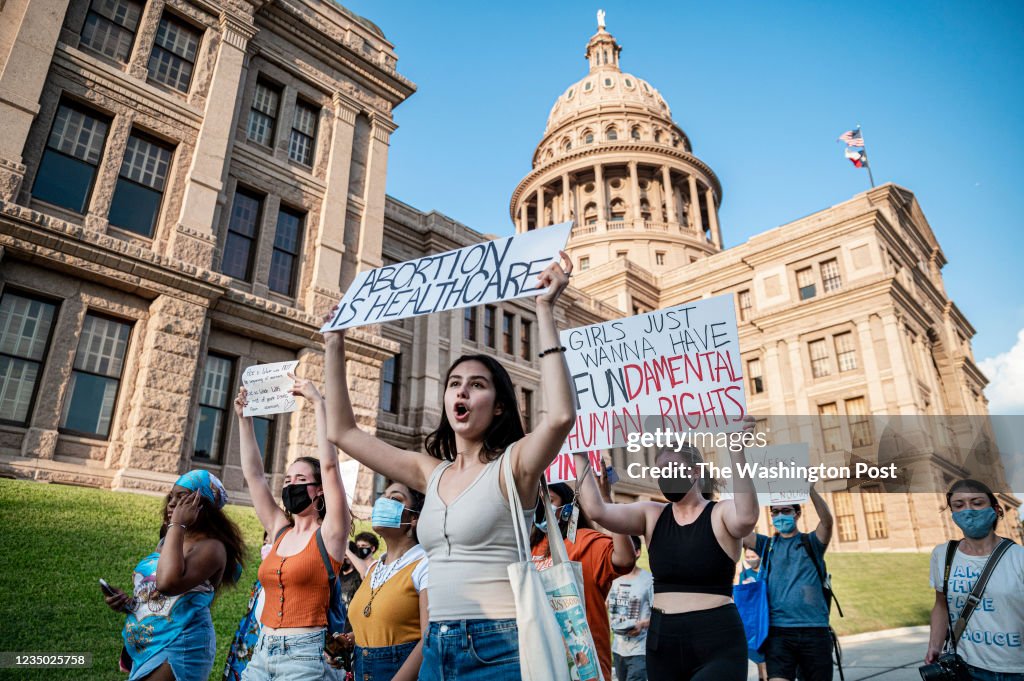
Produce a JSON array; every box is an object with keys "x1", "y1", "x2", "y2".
[{"x1": 597, "y1": 9, "x2": 606, "y2": 30}]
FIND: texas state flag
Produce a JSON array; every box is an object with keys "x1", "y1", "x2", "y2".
[{"x1": 845, "y1": 147, "x2": 868, "y2": 168}]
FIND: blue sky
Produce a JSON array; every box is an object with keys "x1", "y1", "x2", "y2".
[{"x1": 344, "y1": 1, "x2": 1024, "y2": 377}]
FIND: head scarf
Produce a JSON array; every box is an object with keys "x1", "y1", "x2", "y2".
[{"x1": 175, "y1": 470, "x2": 228, "y2": 509}]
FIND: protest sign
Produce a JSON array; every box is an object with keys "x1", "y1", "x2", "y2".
[
  {"x1": 242, "y1": 361, "x2": 299, "y2": 417},
  {"x1": 321, "y1": 222, "x2": 572, "y2": 331},
  {"x1": 720, "y1": 443, "x2": 811, "y2": 506},
  {"x1": 545, "y1": 450, "x2": 604, "y2": 485},
  {"x1": 340, "y1": 458, "x2": 361, "y2": 506},
  {"x1": 560, "y1": 294, "x2": 745, "y2": 454}
]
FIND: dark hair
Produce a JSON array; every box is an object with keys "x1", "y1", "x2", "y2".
[
  {"x1": 159, "y1": 496, "x2": 246, "y2": 590},
  {"x1": 425, "y1": 355, "x2": 525, "y2": 463},
  {"x1": 530, "y1": 483, "x2": 595, "y2": 549},
  {"x1": 946, "y1": 479, "x2": 1001, "y2": 522},
  {"x1": 289, "y1": 456, "x2": 326, "y2": 521},
  {"x1": 630, "y1": 535, "x2": 642, "y2": 553},
  {"x1": 386, "y1": 482, "x2": 427, "y2": 543},
  {"x1": 354, "y1": 531, "x2": 380, "y2": 551},
  {"x1": 655, "y1": 446, "x2": 718, "y2": 499}
]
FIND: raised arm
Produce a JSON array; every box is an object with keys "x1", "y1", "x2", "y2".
[
  {"x1": 511, "y1": 252, "x2": 576, "y2": 499},
  {"x1": 156, "y1": 491, "x2": 227, "y2": 595},
  {"x1": 322, "y1": 329, "x2": 438, "y2": 492},
  {"x1": 717, "y1": 416, "x2": 761, "y2": 540},
  {"x1": 291, "y1": 375, "x2": 351, "y2": 561},
  {"x1": 572, "y1": 452, "x2": 655, "y2": 538},
  {"x1": 809, "y1": 484, "x2": 834, "y2": 548},
  {"x1": 234, "y1": 388, "x2": 289, "y2": 537}
]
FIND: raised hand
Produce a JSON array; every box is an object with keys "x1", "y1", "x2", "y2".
[
  {"x1": 233, "y1": 387, "x2": 249, "y2": 420},
  {"x1": 289, "y1": 373, "x2": 324, "y2": 403},
  {"x1": 535, "y1": 250, "x2": 573, "y2": 307},
  {"x1": 170, "y1": 490, "x2": 203, "y2": 528}
]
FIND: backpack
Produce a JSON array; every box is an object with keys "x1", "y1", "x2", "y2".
[{"x1": 315, "y1": 528, "x2": 348, "y2": 636}]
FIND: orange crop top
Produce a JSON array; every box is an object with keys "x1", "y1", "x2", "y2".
[{"x1": 257, "y1": 529, "x2": 344, "y2": 629}]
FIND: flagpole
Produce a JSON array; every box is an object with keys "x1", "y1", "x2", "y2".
[{"x1": 858, "y1": 124, "x2": 876, "y2": 188}]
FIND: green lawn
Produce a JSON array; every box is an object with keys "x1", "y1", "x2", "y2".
[{"x1": 0, "y1": 479, "x2": 932, "y2": 679}]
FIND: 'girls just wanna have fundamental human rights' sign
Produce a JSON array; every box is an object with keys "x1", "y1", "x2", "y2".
[
  {"x1": 557, "y1": 294, "x2": 746, "y2": 457},
  {"x1": 321, "y1": 222, "x2": 572, "y2": 331}
]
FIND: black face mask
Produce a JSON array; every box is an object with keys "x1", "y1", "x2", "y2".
[
  {"x1": 356, "y1": 546, "x2": 374, "y2": 559},
  {"x1": 658, "y1": 475, "x2": 695, "y2": 503},
  {"x1": 282, "y1": 484, "x2": 313, "y2": 514}
]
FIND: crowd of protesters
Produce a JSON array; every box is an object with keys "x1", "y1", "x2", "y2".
[{"x1": 100, "y1": 250, "x2": 1023, "y2": 681}]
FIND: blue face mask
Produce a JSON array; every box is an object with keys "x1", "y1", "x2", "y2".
[
  {"x1": 952, "y1": 508, "x2": 997, "y2": 539},
  {"x1": 772, "y1": 515, "x2": 797, "y2": 534},
  {"x1": 371, "y1": 497, "x2": 413, "y2": 529}
]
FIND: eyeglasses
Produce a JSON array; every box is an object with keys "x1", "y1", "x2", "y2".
[{"x1": 770, "y1": 508, "x2": 796, "y2": 516}]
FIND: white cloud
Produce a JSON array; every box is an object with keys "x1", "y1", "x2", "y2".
[{"x1": 979, "y1": 328, "x2": 1024, "y2": 415}]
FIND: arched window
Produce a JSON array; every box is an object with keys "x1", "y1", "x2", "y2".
[
  {"x1": 583, "y1": 202, "x2": 598, "y2": 225},
  {"x1": 606, "y1": 127, "x2": 618, "y2": 141},
  {"x1": 654, "y1": 130, "x2": 662, "y2": 143},
  {"x1": 584, "y1": 131, "x2": 594, "y2": 144},
  {"x1": 563, "y1": 138, "x2": 572, "y2": 152},
  {"x1": 545, "y1": 149, "x2": 553, "y2": 160},
  {"x1": 610, "y1": 198, "x2": 626, "y2": 222},
  {"x1": 631, "y1": 126, "x2": 641, "y2": 141},
  {"x1": 640, "y1": 199, "x2": 652, "y2": 220}
]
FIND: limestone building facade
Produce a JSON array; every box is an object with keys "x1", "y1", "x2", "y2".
[{"x1": 0, "y1": 5, "x2": 1017, "y2": 549}]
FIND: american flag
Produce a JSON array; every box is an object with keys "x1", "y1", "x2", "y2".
[{"x1": 838, "y1": 129, "x2": 864, "y2": 147}]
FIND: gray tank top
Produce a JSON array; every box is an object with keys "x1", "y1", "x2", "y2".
[{"x1": 418, "y1": 446, "x2": 534, "y2": 621}]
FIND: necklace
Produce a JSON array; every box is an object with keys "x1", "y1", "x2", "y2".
[{"x1": 362, "y1": 554, "x2": 404, "y2": 617}]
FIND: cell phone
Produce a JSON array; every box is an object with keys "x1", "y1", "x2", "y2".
[
  {"x1": 605, "y1": 465, "x2": 620, "y2": 485},
  {"x1": 99, "y1": 578, "x2": 117, "y2": 597}
]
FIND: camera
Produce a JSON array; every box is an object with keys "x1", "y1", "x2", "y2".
[{"x1": 918, "y1": 653, "x2": 970, "y2": 681}]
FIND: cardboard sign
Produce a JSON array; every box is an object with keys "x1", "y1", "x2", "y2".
[
  {"x1": 321, "y1": 222, "x2": 572, "y2": 331},
  {"x1": 720, "y1": 443, "x2": 812, "y2": 506},
  {"x1": 242, "y1": 361, "x2": 299, "y2": 417},
  {"x1": 560, "y1": 295, "x2": 745, "y2": 454}
]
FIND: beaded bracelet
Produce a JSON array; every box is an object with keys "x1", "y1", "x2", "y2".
[{"x1": 538, "y1": 346, "x2": 567, "y2": 358}]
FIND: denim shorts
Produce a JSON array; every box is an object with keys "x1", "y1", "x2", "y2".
[
  {"x1": 242, "y1": 629, "x2": 330, "y2": 681},
  {"x1": 353, "y1": 640, "x2": 418, "y2": 680},
  {"x1": 418, "y1": 619, "x2": 520, "y2": 681},
  {"x1": 966, "y1": 664, "x2": 1024, "y2": 681}
]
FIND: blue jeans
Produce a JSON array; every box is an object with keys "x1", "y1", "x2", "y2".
[
  {"x1": 354, "y1": 640, "x2": 418, "y2": 680},
  {"x1": 967, "y1": 664, "x2": 1024, "y2": 681},
  {"x1": 418, "y1": 619, "x2": 520, "y2": 681},
  {"x1": 613, "y1": 653, "x2": 647, "y2": 681},
  {"x1": 242, "y1": 630, "x2": 329, "y2": 681}
]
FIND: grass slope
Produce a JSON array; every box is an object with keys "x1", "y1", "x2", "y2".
[{"x1": 0, "y1": 479, "x2": 934, "y2": 678}]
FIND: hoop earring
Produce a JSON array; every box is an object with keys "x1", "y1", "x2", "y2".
[{"x1": 316, "y1": 495, "x2": 326, "y2": 515}]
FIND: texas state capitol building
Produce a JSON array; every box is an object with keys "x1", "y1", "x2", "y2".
[{"x1": 0, "y1": 2, "x2": 1017, "y2": 550}]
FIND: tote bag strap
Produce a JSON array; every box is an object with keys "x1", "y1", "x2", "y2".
[
  {"x1": 502, "y1": 444, "x2": 532, "y2": 562},
  {"x1": 538, "y1": 479, "x2": 573, "y2": 567}
]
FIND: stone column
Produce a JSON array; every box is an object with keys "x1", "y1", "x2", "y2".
[
  {"x1": 304, "y1": 96, "x2": 358, "y2": 314},
  {"x1": 114, "y1": 295, "x2": 208, "y2": 490},
  {"x1": 170, "y1": 12, "x2": 258, "y2": 268},
  {"x1": 629, "y1": 161, "x2": 642, "y2": 221},
  {"x1": 411, "y1": 313, "x2": 442, "y2": 428},
  {"x1": 661, "y1": 165, "x2": 677, "y2": 225},
  {"x1": 517, "y1": 205, "x2": 526, "y2": 232},
  {"x1": 882, "y1": 313, "x2": 918, "y2": 414},
  {"x1": 0, "y1": 0, "x2": 72, "y2": 201},
  {"x1": 595, "y1": 164, "x2": 607, "y2": 225},
  {"x1": 356, "y1": 115, "x2": 397, "y2": 273},
  {"x1": 536, "y1": 186, "x2": 545, "y2": 228},
  {"x1": 786, "y1": 339, "x2": 811, "y2": 414},
  {"x1": 855, "y1": 317, "x2": 887, "y2": 411},
  {"x1": 763, "y1": 344, "x2": 788, "y2": 416},
  {"x1": 688, "y1": 175, "x2": 703, "y2": 234},
  {"x1": 706, "y1": 187, "x2": 722, "y2": 248},
  {"x1": 562, "y1": 173, "x2": 572, "y2": 222},
  {"x1": 285, "y1": 347, "x2": 325, "y2": 466}
]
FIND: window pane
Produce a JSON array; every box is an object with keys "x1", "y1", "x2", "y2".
[
  {"x1": 120, "y1": 135, "x2": 171, "y2": 190},
  {"x1": 379, "y1": 356, "x2": 397, "y2": 412},
  {"x1": 48, "y1": 105, "x2": 109, "y2": 163},
  {"x1": 520, "y1": 320, "x2": 531, "y2": 359},
  {"x1": 74, "y1": 315, "x2": 130, "y2": 377},
  {"x1": 222, "y1": 232, "x2": 254, "y2": 281},
  {"x1": 93, "y1": 0, "x2": 143, "y2": 28},
  {"x1": 60, "y1": 371, "x2": 119, "y2": 436},
  {"x1": 809, "y1": 339, "x2": 830, "y2": 378},
  {"x1": 464, "y1": 308, "x2": 477, "y2": 341},
  {"x1": 253, "y1": 416, "x2": 274, "y2": 472},
  {"x1": 268, "y1": 251, "x2": 296, "y2": 295},
  {"x1": 248, "y1": 82, "x2": 279, "y2": 146},
  {"x1": 229, "y1": 192, "x2": 262, "y2": 238},
  {"x1": 108, "y1": 178, "x2": 162, "y2": 236},
  {"x1": 288, "y1": 131, "x2": 314, "y2": 165},
  {"x1": 148, "y1": 45, "x2": 195, "y2": 92},
  {"x1": 192, "y1": 405, "x2": 223, "y2": 459},
  {"x1": 293, "y1": 103, "x2": 317, "y2": 136},
  {"x1": 80, "y1": 11, "x2": 137, "y2": 61},
  {"x1": 0, "y1": 356, "x2": 40, "y2": 423},
  {"x1": 835, "y1": 332, "x2": 858, "y2": 372},
  {"x1": 821, "y1": 259, "x2": 842, "y2": 293},
  {"x1": 247, "y1": 111, "x2": 274, "y2": 146},
  {"x1": 33, "y1": 149, "x2": 97, "y2": 214},
  {"x1": 273, "y1": 210, "x2": 302, "y2": 254},
  {"x1": 200, "y1": 355, "x2": 232, "y2": 408},
  {"x1": 0, "y1": 294, "x2": 57, "y2": 360},
  {"x1": 503, "y1": 314, "x2": 513, "y2": 354},
  {"x1": 154, "y1": 15, "x2": 199, "y2": 60}
]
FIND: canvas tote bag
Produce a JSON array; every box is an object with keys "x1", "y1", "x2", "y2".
[{"x1": 503, "y1": 451, "x2": 604, "y2": 681}]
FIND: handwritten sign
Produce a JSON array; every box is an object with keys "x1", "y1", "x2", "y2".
[
  {"x1": 242, "y1": 361, "x2": 299, "y2": 417},
  {"x1": 720, "y1": 443, "x2": 811, "y2": 506},
  {"x1": 321, "y1": 222, "x2": 572, "y2": 331},
  {"x1": 560, "y1": 294, "x2": 745, "y2": 454},
  {"x1": 545, "y1": 450, "x2": 604, "y2": 485}
]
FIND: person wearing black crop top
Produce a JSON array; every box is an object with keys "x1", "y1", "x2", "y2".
[{"x1": 572, "y1": 417, "x2": 760, "y2": 681}]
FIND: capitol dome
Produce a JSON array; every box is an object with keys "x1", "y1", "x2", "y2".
[{"x1": 510, "y1": 14, "x2": 724, "y2": 315}]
